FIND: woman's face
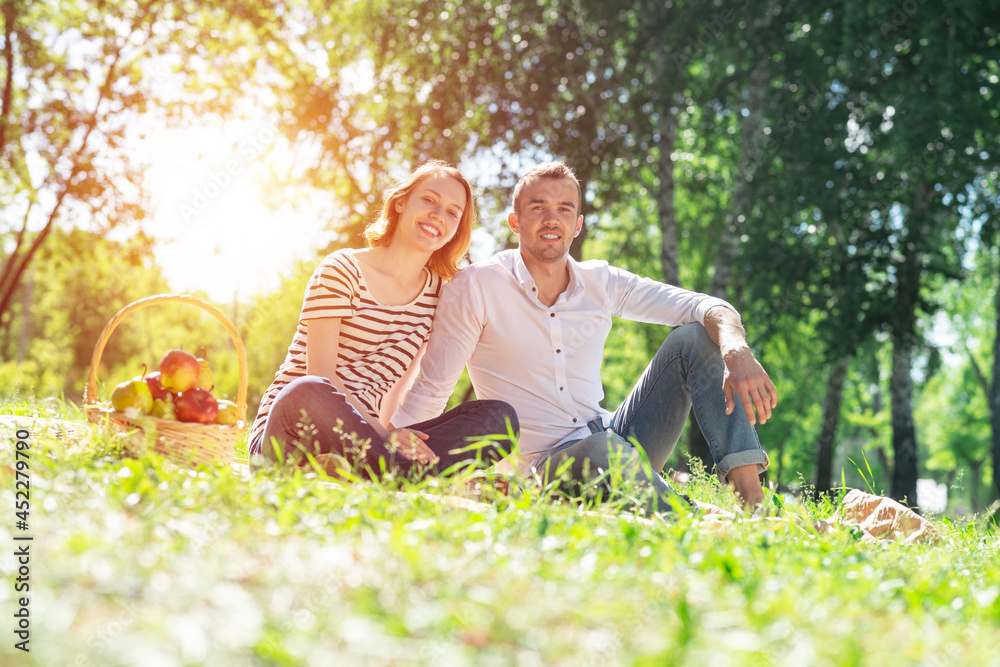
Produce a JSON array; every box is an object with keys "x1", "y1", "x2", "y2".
[{"x1": 394, "y1": 174, "x2": 468, "y2": 253}]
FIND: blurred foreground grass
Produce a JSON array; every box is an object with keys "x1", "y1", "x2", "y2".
[{"x1": 1, "y1": 398, "x2": 999, "y2": 667}]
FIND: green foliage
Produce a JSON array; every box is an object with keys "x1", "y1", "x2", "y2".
[
  {"x1": 915, "y1": 246, "x2": 999, "y2": 510},
  {"x1": 0, "y1": 359, "x2": 63, "y2": 399},
  {"x1": 744, "y1": 319, "x2": 827, "y2": 489},
  {"x1": 4, "y1": 406, "x2": 1000, "y2": 666},
  {"x1": 0, "y1": 228, "x2": 250, "y2": 413},
  {"x1": 0, "y1": 0, "x2": 298, "y2": 323},
  {"x1": 234, "y1": 257, "x2": 318, "y2": 427},
  {"x1": 6, "y1": 0, "x2": 1000, "y2": 534},
  {"x1": 1, "y1": 228, "x2": 167, "y2": 399}
]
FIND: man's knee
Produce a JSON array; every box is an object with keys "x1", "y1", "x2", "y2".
[
  {"x1": 571, "y1": 432, "x2": 644, "y2": 474},
  {"x1": 477, "y1": 399, "x2": 519, "y2": 437},
  {"x1": 665, "y1": 322, "x2": 714, "y2": 351}
]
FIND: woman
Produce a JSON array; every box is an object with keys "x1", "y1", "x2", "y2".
[{"x1": 248, "y1": 161, "x2": 518, "y2": 477}]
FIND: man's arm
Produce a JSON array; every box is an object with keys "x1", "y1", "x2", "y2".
[
  {"x1": 381, "y1": 341, "x2": 427, "y2": 426},
  {"x1": 609, "y1": 265, "x2": 776, "y2": 423},
  {"x1": 703, "y1": 305, "x2": 778, "y2": 425},
  {"x1": 391, "y1": 273, "x2": 484, "y2": 426}
]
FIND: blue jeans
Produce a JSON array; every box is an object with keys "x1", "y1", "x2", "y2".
[
  {"x1": 534, "y1": 324, "x2": 768, "y2": 511},
  {"x1": 251, "y1": 376, "x2": 519, "y2": 479}
]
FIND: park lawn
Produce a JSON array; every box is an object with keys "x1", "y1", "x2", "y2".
[{"x1": 2, "y1": 400, "x2": 999, "y2": 667}]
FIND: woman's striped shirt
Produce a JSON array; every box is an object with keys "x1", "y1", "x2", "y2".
[{"x1": 249, "y1": 249, "x2": 442, "y2": 454}]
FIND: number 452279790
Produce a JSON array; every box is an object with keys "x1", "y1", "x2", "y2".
[{"x1": 15, "y1": 429, "x2": 30, "y2": 529}]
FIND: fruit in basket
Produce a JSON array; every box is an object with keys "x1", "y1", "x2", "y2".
[
  {"x1": 174, "y1": 387, "x2": 219, "y2": 424},
  {"x1": 194, "y1": 354, "x2": 215, "y2": 391},
  {"x1": 144, "y1": 371, "x2": 169, "y2": 401},
  {"x1": 111, "y1": 377, "x2": 153, "y2": 415},
  {"x1": 149, "y1": 395, "x2": 177, "y2": 420},
  {"x1": 214, "y1": 399, "x2": 240, "y2": 425},
  {"x1": 159, "y1": 349, "x2": 200, "y2": 393}
]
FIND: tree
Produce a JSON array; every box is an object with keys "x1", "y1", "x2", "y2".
[
  {"x1": 973, "y1": 153, "x2": 1000, "y2": 502},
  {"x1": 852, "y1": 1, "x2": 999, "y2": 504},
  {"x1": 0, "y1": 0, "x2": 292, "y2": 329},
  {"x1": 1, "y1": 226, "x2": 167, "y2": 398},
  {"x1": 738, "y1": 0, "x2": 999, "y2": 504}
]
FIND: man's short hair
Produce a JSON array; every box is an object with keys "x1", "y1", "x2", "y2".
[{"x1": 512, "y1": 161, "x2": 583, "y2": 215}]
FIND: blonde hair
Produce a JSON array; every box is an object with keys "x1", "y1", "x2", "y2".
[{"x1": 363, "y1": 161, "x2": 476, "y2": 280}]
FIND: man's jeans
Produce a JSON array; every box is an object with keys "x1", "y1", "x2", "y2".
[
  {"x1": 533, "y1": 323, "x2": 768, "y2": 511},
  {"x1": 252, "y1": 375, "x2": 519, "y2": 479}
]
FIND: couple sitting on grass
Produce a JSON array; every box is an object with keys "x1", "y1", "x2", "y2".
[{"x1": 247, "y1": 161, "x2": 776, "y2": 514}]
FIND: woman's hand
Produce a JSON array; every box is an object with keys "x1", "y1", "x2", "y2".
[{"x1": 387, "y1": 428, "x2": 438, "y2": 465}]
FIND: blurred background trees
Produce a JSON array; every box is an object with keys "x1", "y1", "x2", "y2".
[{"x1": 3, "y1": 0, "x2": 999, "y2": 512}]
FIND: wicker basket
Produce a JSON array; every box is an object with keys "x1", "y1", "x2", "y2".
[{"x1": 83, "y1": 294, "x2": 248, "y2": 465}]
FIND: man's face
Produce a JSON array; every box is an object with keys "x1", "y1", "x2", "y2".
[{"x1": 508, "y1": 177, "x2": 583, "y2": 265}]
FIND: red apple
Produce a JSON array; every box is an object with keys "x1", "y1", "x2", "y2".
[
  {"x1": 144, "y1": 371, "x2": 169, "y2": 401},
  {"x1": 159, "y1": 349, "x2": 200, "y2": 393},
  {"x1": 174, "y1": 388, "x2": 219, "y2": 424}
]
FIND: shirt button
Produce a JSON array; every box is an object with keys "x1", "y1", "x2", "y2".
[
  {"x1": 550, "y1": 313, "x2": 555, "y2": 318},
  {"x1": 572, "y1": 418, "x2": 578, "y2": 423},
  {"x1": 559, "y1": 386, "x2": 564, "y2": 391},
  {"x1": 556, "y1": 349, "x2": 561, "y2": 354},
  {"x1": 532, "y1": 287, "x2": 536, "y2": 292}
]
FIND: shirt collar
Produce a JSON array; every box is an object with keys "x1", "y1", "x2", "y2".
[{"x1": 505, "y1": 249, "x2": 586, "y2": 303}]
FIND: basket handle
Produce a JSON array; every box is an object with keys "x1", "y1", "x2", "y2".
[{"x1": 84, "y1": 294, "x2": 249, "y2": 422}]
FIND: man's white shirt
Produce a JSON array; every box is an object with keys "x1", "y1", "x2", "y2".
[{"x1": 392, "y1": 249, "x2": 738, "y2": 472}]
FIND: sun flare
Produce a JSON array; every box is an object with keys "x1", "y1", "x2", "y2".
[{"x1": 133, "y1": 116, "x2": 333, "y2": 303}]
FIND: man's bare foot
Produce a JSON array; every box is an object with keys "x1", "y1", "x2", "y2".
[{"x1": 725, "y1": 464, "x2": 764, "y2": 511}]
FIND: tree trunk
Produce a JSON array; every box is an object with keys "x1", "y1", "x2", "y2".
[
  {"x1": 969, "y1": 459, "x2": 983, "y2": 513},
  {"x1": 655, "y1": 111, "x2": 680, "y2": 288},
  {"x1": 814, "y1": 354, "x2": 851, "y2": 498},
  {"x1": 0, "y1": 19, "x2": 130, "y2": 323},
  {"x1": 0, "y1": 197, "x2": 63, "y2": 320},
  {"x1": 774, "y1": 435, "x2": 786, "y2": 489},
  {"x1": 708, "y1": 50, "x2": 770, "y2": 298},
  {"x1": 17, "y1": 271, "x2": 31, "y2": 363},
  {"x1": 646, "y1": 69, "x2": 714, "y2": 474},
  {"x1": 992, "y1": 256, "x2": 1000, "y2": 501},
  {"x1": 688, "y1": 50, "x2": 772, "y2": 476},
  {"x1": 890, "y1": 335, "x2": 918, "y2": 505},
  {"x1": 0, "y1": 0, "x2": 15, "y2": 152},
  {"x1": 569, "y1": 177, "x2": 588, "y2": 261}
]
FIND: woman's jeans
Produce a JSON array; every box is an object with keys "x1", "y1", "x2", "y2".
[
  {"x1": 533, "y1": 324, "x2": 768, "y2": 512},
  {"x1": 250, "y1": 375, "x2": 519, "y2": 479}
]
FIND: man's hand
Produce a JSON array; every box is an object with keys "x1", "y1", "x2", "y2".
[
  {"x1": 703, "y1": 305, "x2": 778, "y2": 426},
  {"x1": 722, "y1": 346, "x2": 778, "y2": 425},
  {"x1": 387, "y1": 428, "x2": 438, "y2": 465}
]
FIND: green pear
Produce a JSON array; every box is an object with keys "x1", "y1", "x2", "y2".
[
  {"x1": 194, "y1": 357, "x2": 215, "y2": 391},
  {"x1": 111, "y1": 377, "x2": 153, "y2": 415},
  {"x1": 214, "y1": 399, "x2": 240, "y2": 425},
  {"x1": 150, "y1": 395, "x2": 177, "y2": 420}
]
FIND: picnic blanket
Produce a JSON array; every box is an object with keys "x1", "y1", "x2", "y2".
[{"x1": 830, "y1": 488, "x2": 940, "y2": 544}]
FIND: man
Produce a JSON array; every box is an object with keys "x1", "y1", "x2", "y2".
[{"x1": 393, "y1": 162, "x2": 776, "y2": 511}]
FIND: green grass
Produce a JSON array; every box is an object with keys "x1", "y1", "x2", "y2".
[{"x1": 2, "y1": 398, "x2": 999, "y2": 666}]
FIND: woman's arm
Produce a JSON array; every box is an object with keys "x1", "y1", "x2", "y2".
[{"x1": 305, "y1": 318, "x2": 436, "y2": 462}]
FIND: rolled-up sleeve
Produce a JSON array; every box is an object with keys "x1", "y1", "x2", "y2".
[
  {"x1": 392, "y1": 270, "x2": 485, "y2": 426},
  {"x1": 608, "y1": 266, "x2": 740, "y2": 326}
]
